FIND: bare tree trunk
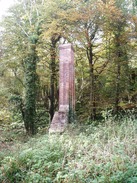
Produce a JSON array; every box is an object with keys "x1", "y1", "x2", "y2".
[
  {"x1": 49, "y1": 35, "x2": 60, "y2": 121},
  {"x1": 115, "y1": 62, "x2": 121, "y2": 114},
  {"x1": 114, "y1": 33, "x2": 122, "y2": 115},
  {"x1": 86, "y1": 43, "x2": 96, "y2": 120}
]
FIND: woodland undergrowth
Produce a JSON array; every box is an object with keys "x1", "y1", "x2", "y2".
[{"x1": 0, "y1": 117, "x2": 137, "y2": 183}]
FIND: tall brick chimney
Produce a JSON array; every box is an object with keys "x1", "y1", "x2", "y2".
[{"x1": 49, "y1": 43, "x2": 75, "y2": 133}]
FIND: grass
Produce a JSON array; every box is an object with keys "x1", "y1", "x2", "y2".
[{"x1": 0, "y1": 117, "x2": 137, "y2": 182}]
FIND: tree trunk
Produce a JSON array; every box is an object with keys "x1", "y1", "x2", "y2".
[
  {"x1": 24, "y1": 44, "x2": 38, "y2": 135},
  {"x1": 115, "y1": 62, "x2": 121, "y2": 114},
  {"x1": 114, "y1": 34, "x2": 122, "y2": 115},
  {"x1": 87, "y1": 43, "x2": 96, "y2": 120},
  {"x1": 49, "y1": 42, "x2": 56, "y2": 121},
  {"x1": 49, "y1": 35, "x2": 60, "y2": 121}
]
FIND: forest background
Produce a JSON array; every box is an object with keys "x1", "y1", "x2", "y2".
[
  {"x1": 0, "y1": 0, "x2": 137, "y2": 182},
  {"x1": 0, "y1": 0, "x2": 137, "y2": 134}
]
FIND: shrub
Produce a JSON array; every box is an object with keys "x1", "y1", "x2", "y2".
[{"x1": 0, "y1": 118, "x2": 137, "y2": 182}]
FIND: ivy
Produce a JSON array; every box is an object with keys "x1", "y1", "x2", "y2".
[{"x1": 24, "y1": 44, "x2": 38, "y2": 135}]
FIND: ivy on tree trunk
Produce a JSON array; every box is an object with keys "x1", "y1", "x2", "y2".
[{"x1": 24, "y1": 43, "x2": 38, "y2": 135}]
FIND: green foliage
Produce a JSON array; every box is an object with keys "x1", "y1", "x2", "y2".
[
  {"x1": 0, "y1": 109, "x2": 11, "y2": 124},
  {"x1": 9, "y1": 95, "x2": 24, "y2": 122},
  {"x1": 1, "y1": 118, "x2": 137, "y2": 182},
  {"x1": 0, "y1": 0, "x2": 137, "y2": 131},
  {"x1": 24, "y1": 49, "x2": 38, "y2": 135}
]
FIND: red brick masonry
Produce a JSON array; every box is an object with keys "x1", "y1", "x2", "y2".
[{"x1": 49, "y1": 44, "x2": 75, "y2": 133}]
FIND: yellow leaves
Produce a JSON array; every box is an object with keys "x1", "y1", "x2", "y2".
[
  {"x1": 43, "y1": 7, "x2": 81, "y2": 39},
  {"x1": 0, "y1": 109, "x2": 11, "y2": 124},
  {"x1": 43, "y1": 20, "x2": 62, "y2": 39},
  {"x1": 99, "y1": 0, "x2": 127, "y2": 36},
  {"x1": 58, "y1": 10, "x2": 81, "y2": 22},
  {"x1": 98, "y1": 0, "x2": 122, "y2": 21},
  {"x1": 132, "y1": 15, "x2": 137, "y2": 22},
  {"x1": 131, "y1": 15, "x2": 137, "y2": 30}
]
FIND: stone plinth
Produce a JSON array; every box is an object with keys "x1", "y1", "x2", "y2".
[
  {"x1": 49, "y1": 44, "x2": 75, "y2": 133},
  {"x1": 48, "y1": 111, "x2": 67, "y2": 133}
]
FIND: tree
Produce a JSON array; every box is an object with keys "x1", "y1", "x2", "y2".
[
  {"x1": 41, "y1": 0, "x2": 78, "y2": 121},
  {"x1": 0, "y1": 0, "x2": 44, "y2": 135},
  {"x1": 101, "y1": 0, "x2": 132, "y2": 113},
  {"x1": 68, "y1": 0, "x2": 108, "y2": 120},
  {"x1": 1, "y1": 0, "x2": 137, "y2": 128}
]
